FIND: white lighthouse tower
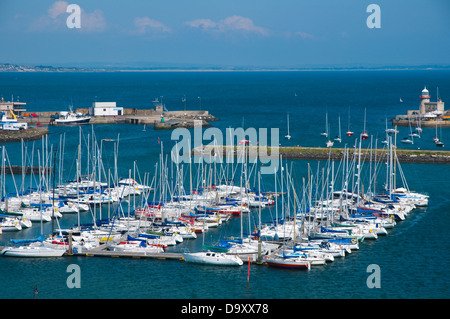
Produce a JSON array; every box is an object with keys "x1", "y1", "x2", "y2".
[{"x1": 419, "y1": 87, "x2": 431, "y2": 115}]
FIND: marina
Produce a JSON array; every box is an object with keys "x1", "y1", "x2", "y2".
[
  {"x1": 0, "y1": 70, "x2": 448, "y2": 300},
  {"x1": 0, "y1": 119, "x2": 433, "y2": 269}
]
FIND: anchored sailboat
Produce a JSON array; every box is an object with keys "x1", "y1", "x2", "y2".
[
  {"x1": 361, "y1": 108, "x2": 368, "y2": 140},
  {"x1": 321, "y1": 112, "x2": 329, "y2": 137},
  {"x1": 285, "y1": 113, "x2": 291, "y2": 140},
  {"x1": 346, "y1": 107, "x2": 354, "y2": 136},
  {"x1": 334, "y1": 115, "x2": 342, "y2": 143}
]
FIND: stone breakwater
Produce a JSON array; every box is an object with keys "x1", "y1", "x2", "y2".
[
  {"x1": 0, "y1": 127, "x2": 48, "y2": 143},
  {"x1": 192, "y1": 145, "x2": 450, "y2": 164}
]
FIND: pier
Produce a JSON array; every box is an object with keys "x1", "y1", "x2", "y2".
[
  {"x1": 192, "y1": 145, "x2": 450, "y2": 163},
  {"x1": 0, "y1": 127, "x2": 48, "y2": 143},
  {"x1": 17, "y1": 108, "x2": 219, "y2": 130}
]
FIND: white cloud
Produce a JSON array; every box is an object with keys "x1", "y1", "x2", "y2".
[
  {"x1": 295, "y1": 31, "x2": 314, "y2": 39},
  {"x1": 186, "y1": 15, "x2": 268, "y2": 36},
  {"x1": 134, "y1": 17, "x2": 171, "y2": 34},
  {"x1": 81, "y1": 9, "x2": 106, "y2": 32},
  {"x1": 47, "y1": 1, "x2": 68, "y2": 19}
]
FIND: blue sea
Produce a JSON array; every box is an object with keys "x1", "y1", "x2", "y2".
[{"x1": 0, "y1": 70, "x2": 449, "y2": 300}]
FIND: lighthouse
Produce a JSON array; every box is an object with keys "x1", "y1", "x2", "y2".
[{"x1": 419, "y1": 87, "x2": 431, "y2": 115}]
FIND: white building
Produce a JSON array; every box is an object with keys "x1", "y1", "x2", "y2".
[{"x1": 90, "y1": 102, "x2": 123, "y2": 116}]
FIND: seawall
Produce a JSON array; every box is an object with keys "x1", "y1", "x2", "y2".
[
  {"x1": 192, "y1": 145, "x2": 450, "y2": 163},
  {"x1": 0, "y1": 127, "x2": 49, "y2": 143}
]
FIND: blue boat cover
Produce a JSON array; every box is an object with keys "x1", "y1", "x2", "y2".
[{"x1": 12, "y1": 235, "x2": 44, "y2": 244}]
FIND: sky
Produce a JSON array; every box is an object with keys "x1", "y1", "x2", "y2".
[{"x1": 0, "y1": 0, "x2": 449, "y2": 68}]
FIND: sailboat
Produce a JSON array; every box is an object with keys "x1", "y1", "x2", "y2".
[
  {"x1": 402, "y1": 116, "x2": 415, "y2": 144},
  {"x1": 285, "y1": 113, "x2": 291, "y2": 140},
  {"x1": 264, "y1": 253, "x2": 311, "y2": 270},
  {"x1": 400, "y1": 98, "x2": 403, "y2": 103},
  {"x1": 436, "y1": 122, "x2": 444, "y2": 147},
  {"x1": 361, "y1": 108, "x2": 369, "y2": 140},
  {"x1": 1, "y1": 235, "x2": 66, "y2": 257},
  {"x1": 264, "y1": 183, "x2": 310, "y2": 270},
  {"x1": 334, "y1": 115, "x2": 342, "y2": 143},
  {"x1": 408, "y1": 116, "x2": 420, "y2": 138},
  {"x1": 385, "y1": 118, "x2": 398, "y2": 134},
  {"x1": 183, "y1": 250, "x2": 244, "y2": 266},
  {"x1": 321, "y1": 112, "x2": 329, "y2": 137},
  {"x1": 346, "y1": 107, "x2": 354, "y2": 136},
  {"x1": 401, "y1": 137, "x2": 414, "y2": 144}
]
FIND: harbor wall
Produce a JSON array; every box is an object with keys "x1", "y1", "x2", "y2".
[
  {"x1": 0, "y1": 126, "x2": 48, "y2": 142},
  {"x1": 16, "y1": 108, "x2": 217, "y2": 127},
  {"x1": 193, "y1": 145, "x2": 450, "y2": 163}
]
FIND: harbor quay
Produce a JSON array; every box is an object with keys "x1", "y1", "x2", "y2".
[{"x1": 17, "y1": 108, "x2": 218, "y2": 129}]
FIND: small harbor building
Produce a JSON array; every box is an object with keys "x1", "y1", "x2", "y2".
[
  {"x1": 90, "y1": 102, "x2": 123, "y2": 117},
  {"x1": 0, "y1": 97, "x2": 27, "y2": 117}
]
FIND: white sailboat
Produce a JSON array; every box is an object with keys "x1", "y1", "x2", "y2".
[
  {"x1": 334, "y1": 115, "x2": 342, "y2": 143},
  {"x1": 408, "y1": 116, "x2": 420, "y2": 138},
  {"x1": 402, "y1": 116, "x2": 415, "y2": 144},
  {"x1": 1, "y1": 240, "x2": 66, "y2": 257},
  {"x1": 183, "y1": 250, "x2": 243, "y2": 266},
  {"x1": 361, "y1": 108, "x2": 369, "y2": 140},
  {"x1": 385, "y1": 118, "x2": 398, "y2": 134},
  {"x1": 321, "y1": 112, "x2": 329, "y2": 137},
  {"x1": 285, "y1": 113, "x2": 291, "y2": 140},
  {"x1": 436, "y1": 122, "x2": 444, "y2": 147}
]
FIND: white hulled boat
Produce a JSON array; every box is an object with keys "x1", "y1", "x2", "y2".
[{"x1": 183, "y1": 251, "x2": 243, "y2": 266}]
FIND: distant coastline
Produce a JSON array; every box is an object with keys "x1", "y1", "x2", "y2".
[{"x1": 1, "y1": 63, "x2": 450, "y2": 73}]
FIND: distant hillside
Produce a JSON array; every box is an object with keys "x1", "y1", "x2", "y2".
[
  {"x1": 1, "y1": 62, "x2": 449, "y2": 72},
  {"x1": 0, "y1": 63, "x2": 104, "y2": 72}
]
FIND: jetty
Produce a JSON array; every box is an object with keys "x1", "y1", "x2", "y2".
[
  {"x1": 192, "y1": 145, "x2": 450, "y2": 163},
  {"x1": 0, "y1": 126, "x2": 48, "y2": 143}
]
